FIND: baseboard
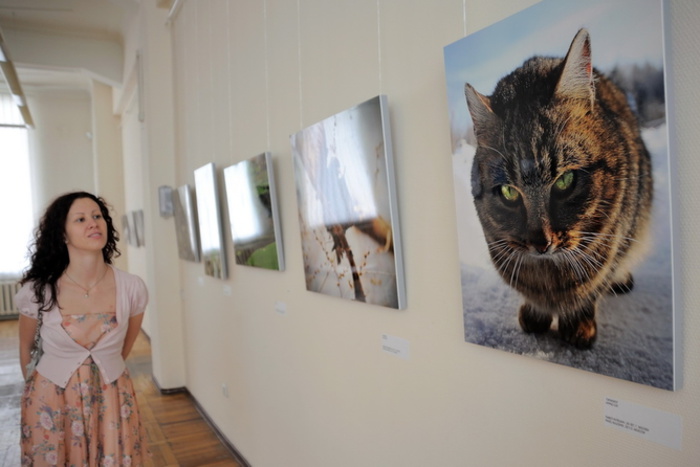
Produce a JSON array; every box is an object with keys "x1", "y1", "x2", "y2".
[
  {"x1": 151, "y1": 374, "x2": 251, "y2": 466},
  {"x1": 151, "y1": 374, "x2": 187, "y2": 395},
  {"x1": 190, "y1": 396, "x2": 252, "y2": 467}
]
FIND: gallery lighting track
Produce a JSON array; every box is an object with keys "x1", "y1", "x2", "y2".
[{"x1": 0, "y1": 26, "x2": 34, "y2": 128}]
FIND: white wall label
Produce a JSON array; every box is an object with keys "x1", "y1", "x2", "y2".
[
  {"x1": 275, "y1": 301, "x2": 287, "y2": 316},
  {"x1": 223, "y1": 285, "x2": 232, "y2": 296},
  {"x1": 381, "y1": 334, "x2": 410, "y2": 360},
  {"x1": 604, "y1": 397, "x2": 682, "y2": 450}
]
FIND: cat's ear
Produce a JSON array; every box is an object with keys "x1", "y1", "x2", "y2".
[
  {"x1": 465, "y1": 83, "x2": 498, "y2": 146},
  {"x1": 465, "y1": 83, "x2": 495, "y2": 199},
  {"x1": 555, "y1": 28, "x2": 595, "y2": 108}
]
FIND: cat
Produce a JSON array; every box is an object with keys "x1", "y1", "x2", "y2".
[{"x1": 464, "y1": 28, "x2": 653, "y2": 348}]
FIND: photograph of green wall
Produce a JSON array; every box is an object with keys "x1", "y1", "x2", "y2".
[
  {"x1": 224, "y1": 152, "x2": 285, "y2": 271},
  {"x1": 291, "y1": 95, "x2": 406, "y2": 309}
]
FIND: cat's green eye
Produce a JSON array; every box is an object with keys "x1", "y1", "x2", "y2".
[
  {"x1": 500, "y1": 185, "x2": 520, "y2": 202},
  {"x1": 554, "y1": 170, "x2": 575, "y2": 191}
]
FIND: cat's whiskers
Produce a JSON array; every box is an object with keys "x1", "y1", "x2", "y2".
[
  {"x1": 576, "y1": 233, "x2": 640, "y2": 285},
  {"x1": 571, "y1": 245, "x2": 606, "y2": 279},
  {"x1": 485, "y1": 226, "x2": 638, "y2": 296},
  {"x1": 509, "y1": 251, "x2": 525, "y2": 290},
  {"x1": 568, "y1": 249, "x2": 623, "y2": 296},
  {"x1": 491, "y1": 245, "x2": 518, "y2": 279},
  {"x1": 486, "y1": 240, "x2": 510, "y2": 259},
  {"x1": 487, "y1": 239, "x2": 515, "y2": 251},
  {"x1": 487, "y1": 240, "x2": 524, "y2": 289},
  {"x1": 487, "y1": 239, "x2": 510, "y2": 248},
  {"x1": 486, "y1": 241, "x2": 509, "y2": 260},
  {"x1": 556, "y1": 245, "x2": 625, "y2": 295},
  {"x1": 574, "y1": 242, "x2": 606, "y2": 266},
  {"x1": 490, "y1": 249, "x2": 512, "y2": 268},
  {"x1": 578, "y1": 231, "x2": 639, "y2": 244},
  {"x1": 548, "y1": 234, "x2": 610, "y2": 284},
  {"x1": 574, "y1": 238, "x2": 616, "y2": 269},
  {"x1": 560, "y1": 250, "x2": 592, "y2": 284},
  {"x1": 515, "y1": 253, "x2": 528, "y2": 289},
  {"x1": 570, "y1": 235, "x2": 640, "y2": 295}
]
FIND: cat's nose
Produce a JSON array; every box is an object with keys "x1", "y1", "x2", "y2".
[
  {"x1": 532, "y1": 243, "x2": 551, "y2": 254},
  {"x1": 527, "y1": 230, "x2": 551, "y2": 254}
]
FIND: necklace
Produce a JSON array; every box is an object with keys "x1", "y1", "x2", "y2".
[{"x1": 64, "y1": 267, "x2": 109, "y2": 299}]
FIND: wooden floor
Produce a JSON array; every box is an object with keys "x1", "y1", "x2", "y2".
[{"x1": 0, "y1": 318, "x2": 244, "y2": 467}]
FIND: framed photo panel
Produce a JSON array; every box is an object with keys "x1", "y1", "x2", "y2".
[
  {"x1": 444, "y1": 0, "x2": 679, "y2": 389},
  {"x1": 172, "y1": 184, "x2": 201, "y2": 262},
  {"x1": 133, "y1": 210, "x2": 145, "y2": 247},
  {"x1": 291, "y1": 95, "x2": 406, "y2": 309},
  {"x1": 223, "y1": 152, "x2": 285, "y2": 271},
  {"x1": 121, "y1": 214, "x2": 132, "y2": 247},
  {"x1": 194, "y1": 163, "x2": 228, "y2": 279},
  {"x1": 158, "y1": 185, "x2": 174, "y2": 218},
  {"x1": 128, "y1": 211, "x2": 139, "y2": 247}
]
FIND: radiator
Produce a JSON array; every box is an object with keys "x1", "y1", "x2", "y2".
[{"x1": 0, "y1": 279, "x2": 21, "y2": 319}]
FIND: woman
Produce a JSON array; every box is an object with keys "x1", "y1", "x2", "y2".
[{"x1": 17, "y1": 191, "x2": 150, "y2": 466}]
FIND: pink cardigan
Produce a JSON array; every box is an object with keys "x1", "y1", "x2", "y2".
[{"x1": 16, "y1": 266, "x2": 148, "y2": 388}]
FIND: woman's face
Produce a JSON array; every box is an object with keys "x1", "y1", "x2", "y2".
[{"x1": 64, "y1": 197, "x2": 108, "y2": 254}]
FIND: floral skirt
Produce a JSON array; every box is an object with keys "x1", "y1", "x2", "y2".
[{"x1": 21, "y1": 359, "x2": 150, "y2": 466}]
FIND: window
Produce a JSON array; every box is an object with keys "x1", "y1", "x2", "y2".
[{"x1": 0, "y1": 93, "x2": 33, "y2": 278}]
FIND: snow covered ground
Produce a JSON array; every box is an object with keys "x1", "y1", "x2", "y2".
[{"x1": 452, "y1": 125, "x2": 676, "y2": 390}]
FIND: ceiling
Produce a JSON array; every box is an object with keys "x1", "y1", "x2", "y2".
[
  {"x1": 0, "y1": 0, "x2": 139, "y2": 92},
  {"x1": 0, "y1": 0, "x2": 134, "y2": 39}
]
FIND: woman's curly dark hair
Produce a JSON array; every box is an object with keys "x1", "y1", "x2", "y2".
[{"x1": 20, "y1": 192, "x2": 121, "y2": 312}]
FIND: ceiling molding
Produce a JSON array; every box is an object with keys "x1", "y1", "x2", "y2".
[
  {"x1": 0, "y1": 16, "x2": 122, "y2": 43},
  {"x1": 1, "y1": 26, "x2": 123, "y2": 89},
  {"x1": 0, "y1": 0, "x2": 133, "y2": 42}
]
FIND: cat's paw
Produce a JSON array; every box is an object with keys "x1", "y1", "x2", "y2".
[
  {"x1": 518, "y1": 304, "x2": 553, "y2": 334},
  {"x1": 609, "y1": 273, "x2": 635, "y2": 295},
  {"x1": 559, "y1": 318, "x2": 597, "y2": 349}
]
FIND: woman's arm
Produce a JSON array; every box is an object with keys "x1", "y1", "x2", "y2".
[
  {"x1": 18, "y1": 314, "x2": 38, "y2": 380},
  {"x1": 122, "y1": 312, "x2": 145, "y2": 360}
]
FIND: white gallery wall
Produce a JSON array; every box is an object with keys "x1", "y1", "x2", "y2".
[
  {"x1": 122, "y1": 0, "x2": 700, "y2": 465},
  {"x1": 25, "y1": 91, "x2": 94, "y2": 217},
  {"x1": 120, "y1": 91, "x2": 150, "y2": 335}
]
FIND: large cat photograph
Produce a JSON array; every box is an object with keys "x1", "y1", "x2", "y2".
[{"x1": 444, "y1": 0, "x2": 678, "y2": 389}]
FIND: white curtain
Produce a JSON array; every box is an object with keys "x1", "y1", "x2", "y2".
[{"x1": 0, "y1": 95, "x2": 33, "y2": 279}]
